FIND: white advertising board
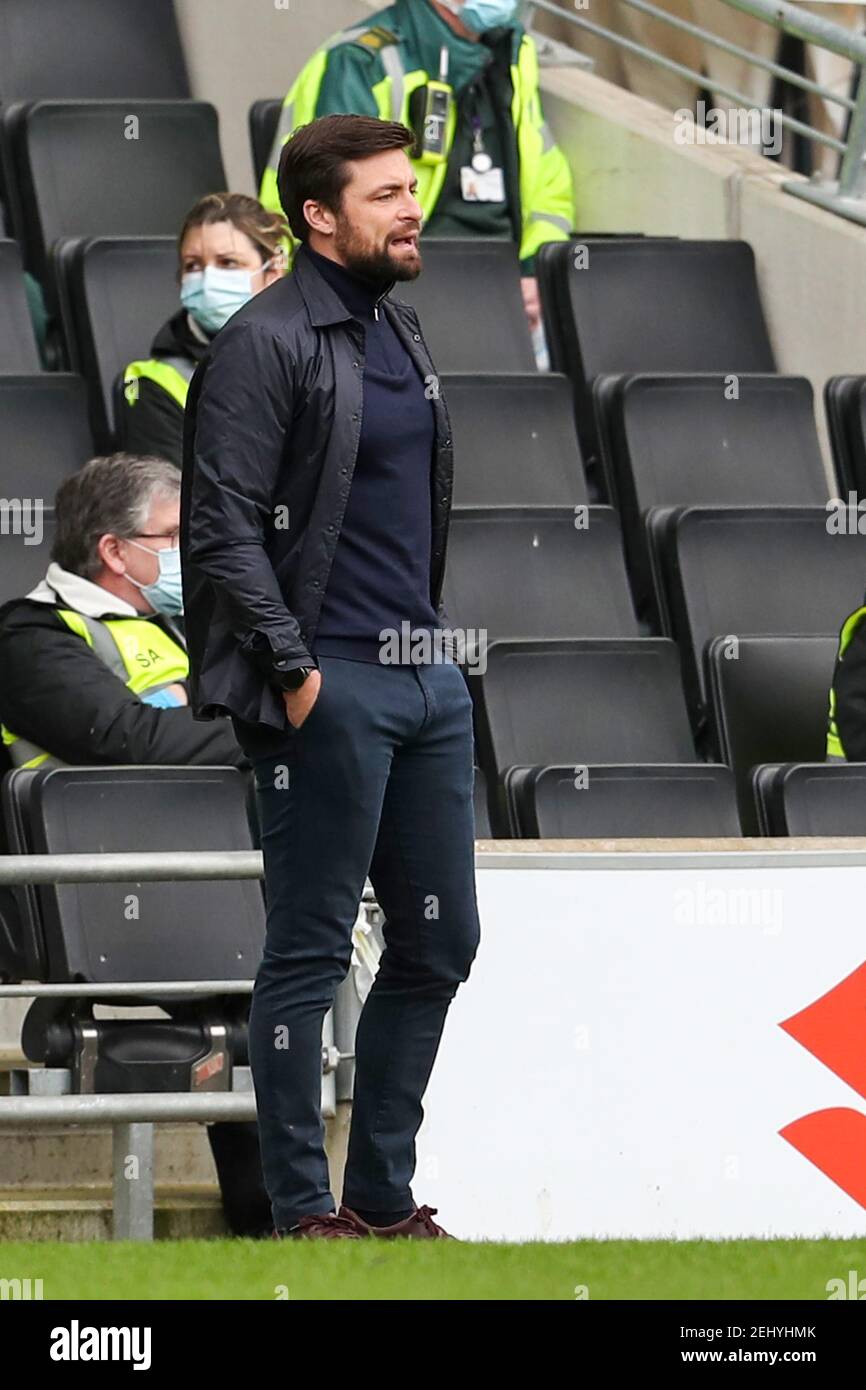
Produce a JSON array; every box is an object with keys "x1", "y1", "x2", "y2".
[{"x1": 415, "y1": 853, "x2": 866, "y2": 1241}]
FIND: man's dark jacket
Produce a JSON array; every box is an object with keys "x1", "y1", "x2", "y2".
[{"x1": 180, "y1": 243, "x2": 454, "y2": 737}]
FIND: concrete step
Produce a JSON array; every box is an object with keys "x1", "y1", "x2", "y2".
[
  {"x1": 0, "y1": 1122, "x2": 219, "y2": 1188},
  {"x1": 0, "y1": 1186, "x2": 227, "y2": 1241}
]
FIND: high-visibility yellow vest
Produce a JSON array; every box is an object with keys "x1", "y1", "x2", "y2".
[
  {"x1": 1, "y1": 610, "x2": 189, "y2": 769},
  {"x1": 122, "y1": 354, "x2": 196, "y2": 411},
  {"x1": 259, "y1": 22, "x2": 573, "y2": 264},
  {"x1": 826, "y1": 604, "x2": 866, "y2": 760}
]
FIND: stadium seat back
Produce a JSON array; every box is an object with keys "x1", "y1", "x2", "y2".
[
  {"x1": 439, "y1": 372, "x2": 589, "y2": 508},
  {"x1": 550, "y1": 239, "x2": 775, "y2": 467},
  {"x1": 706, "y1": 635, "x2": 837, "y2": 832},
  {"x1": 0, "y1": 239, "x2": 40, "y2": 369},
  {"x1": 758, "y1": 761, "x2": 866, "y2": 837},
  {"x1": 0, "y1": 374, "x2": 92, "y2": 497},
  {"x1": 660, "y1": 507, "x2": 866, "y2": 715},
  {"x1": 0, "y1": 768, "x2": 47, "y2": 979},
  {"x1": 0, "y1": 0, "x2": 189, "y2": 100},
  {"x1": 476, "y1": 638, "x2": 697, "y2": 785},
  {"x1": 28, "y1": 766, "x2": 264, "y2": 983},
  {"x1": 0, "y1": 512, "x2": 57, "y2": 605},
  {"x1": 9, "y1": 101, "x2": 225, "y2": 284},
  {"x1": 55, "y1": 236, "x2": 179, "y2": 447},
  {"x1": 249, "y1": 98, "x2": 281, "y2": 187},
  {"x1": 442, "y1": 506, "x2": 638, "y2": 646},
  {"x1": 442, "y1": 373, "x2": 587, "y2": 506},
  {"x1": 524, "y1": 763, "x2": 741, "y2": 838},
  {"x1": 614, "y1": 374, "x2": 829, "y2": 513},
  {"x1": 393, "y1": 238, "x2": 536, "y2": 371}
]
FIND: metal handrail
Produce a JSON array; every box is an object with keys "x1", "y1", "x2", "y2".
[{"x1": 522, "y1": 0, "x2": 866, "y2": 223}]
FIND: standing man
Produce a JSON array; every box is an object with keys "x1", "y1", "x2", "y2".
[
  {"x1": 259, "y1": 0, "x2": 574, "y2": 347},
  {"x1": 181, "y1": 115, "x2": 481, "y2": 1240}
]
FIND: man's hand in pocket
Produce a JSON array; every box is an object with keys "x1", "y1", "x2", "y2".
[{"x1": 283, "y1": 670, "x2": 322, "y2": 729}]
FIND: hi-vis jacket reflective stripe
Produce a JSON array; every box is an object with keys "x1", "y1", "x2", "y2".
[
  {"x1": 123, "y1": 354, "x2": 196, "y2": 411},
  {"x1": 259, "y1": 11, "x2": 574, "y2": 264},
  {"x1": 1, "y1": 610, "x2": 189, "y2": 768},
  {"x1": 826, "y1": 604, "x2": 866, "y2": 760}
]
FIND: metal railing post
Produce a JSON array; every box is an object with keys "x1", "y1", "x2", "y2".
[{"x1": 113, "y1": 1122, "x2": 155, "y2": 1242}]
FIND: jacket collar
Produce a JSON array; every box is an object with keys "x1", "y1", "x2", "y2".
[
  {"x1": 292, "y1": 243, "x2": 364, "y2": 327},
  {"x1": 27, "y1": 562, "x2": 142, "y2": 618}
]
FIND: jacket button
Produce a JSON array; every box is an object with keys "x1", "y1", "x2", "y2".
[
  {"x1": 340, "y1": 466, "x2": 348, "y2": 475},
  {"x1": 327, "y1": 524, "x2": 335, "y2": 532},
  {"x1": 444, "y1": 438, "x2": 452, "y2": 447},
  {"x1": 413, "y1": 333, "x2": 421, "y2": 341},
  {"x1": 351, "y1": 413, "x2": 359, "y2": 421}
]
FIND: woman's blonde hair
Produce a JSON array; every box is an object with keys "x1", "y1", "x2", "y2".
[{"x1": 177, "y1": 192, "x2": 289, "y2": 272}]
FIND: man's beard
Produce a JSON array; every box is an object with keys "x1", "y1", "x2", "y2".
[{"x1": 332, "y1": 216, "x2": 422, "y2": 283}]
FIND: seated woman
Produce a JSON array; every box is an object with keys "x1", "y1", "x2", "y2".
[{"x1": 120, "y1": 192, "x2": 289, "y2": 466}]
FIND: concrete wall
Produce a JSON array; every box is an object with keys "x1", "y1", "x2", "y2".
[
  {"x1": 173, "y1": 0, "x2": 368, "y2": 193},
  {"x1": 539, "y1": 65, "x2": 866, "y2": 477}
]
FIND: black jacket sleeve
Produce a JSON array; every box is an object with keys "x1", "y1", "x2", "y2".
[
  {"x1": 0, "y1": 609, "x2": 247, "y2": 768},
  {"x1": 119, "y1": 378, "x2": 185, "y2": 469},
  {"x1": 833, "y1": 621, "x2": 866, "y2": 761},
  {"x1": 183, "y1": 317, "x2": 312, "y2": 669}
]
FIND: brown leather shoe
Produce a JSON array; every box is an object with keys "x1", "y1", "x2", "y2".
[
  {"x1": 338, "y1": 1203, "x2": 457, "y2": 1239},
  {"x1": 275, "y1": 1211, "x2": 363, "y2": 1239}
]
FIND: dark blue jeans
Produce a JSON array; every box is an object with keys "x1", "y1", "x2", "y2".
[{"x1": 248, "y1": 655, "x2": 481, "y2": 1229}]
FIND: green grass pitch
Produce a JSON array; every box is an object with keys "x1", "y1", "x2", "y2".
[{"x1": 2, "y1": 1237, "x2": 864, "y2": 1300}]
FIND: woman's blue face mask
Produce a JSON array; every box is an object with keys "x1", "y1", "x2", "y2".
[{"x1": 180, "y1": 259, "x2": 276, "y2": 335}]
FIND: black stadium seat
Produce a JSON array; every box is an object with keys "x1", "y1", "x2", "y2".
[
  {"x1": 541, "y1": 238, "x2": 776, "y2": 476},
  {"x1": 602, "y1": 374, "x2": 831, "y2": 607},
  {"x1": 0, "y1": 374, "x2": 93, "y2": 498},
  {"x1": 0, "y1": 238, "x2": 41, "y2": 370},
  {"x1": 475, "y1": 637, "x2": 697, "y2": 832},
  {"x1": 0, "y1": 0, "x2": 190, "y2": 101},
  {"x1": 473, "y1": 766, "x2": 492, "y2": 838},
  {"x1": 2, "y1": 766, "x2": 263, "y2": 1093},
  {"x1": 249, "y1": 99, "x2": 281, "y2": 188},
  {"x1": 653, "y1": 507, "x2": 866, "y2": 719},
  {"x1": 824, "y1": 374, "x2": 866, "y2": 496},
  {"x1": 394, "y1": 238, "x2": 536, "y2": 372},
  {"x1": 515, "y1": 763, "x2": 741, "y2": 838},
  {"x1": 442, "y1": 506, "x2": 638, "y2": 650},
  {"x1": 753, "y1": 762, "x2": 866, "y2": 836},
  {"x1": 442, "y1": 373, "x2": 588, "y2": 506},
  {"x1": 0, "y1": 511, "x2": 57, "y2": 605},
  {"x1": 706, "y1": 635, "x2": 837, "y2": 832},
  {"x1": 53, "y1": 236, "x2": 179, "y2": 448},
  {"x1": 1, "y1": 100, "x2": 225, "y2": 288}
]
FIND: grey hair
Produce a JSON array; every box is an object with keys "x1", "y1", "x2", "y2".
[{"x1": 52, "y1": 453, "x2": 182, "y2": 581}]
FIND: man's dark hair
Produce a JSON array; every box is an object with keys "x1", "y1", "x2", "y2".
[{"x1": 277, "y1": 114, "x2": 415, "y2": 244}]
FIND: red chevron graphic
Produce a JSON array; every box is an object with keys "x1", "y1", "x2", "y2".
[
  {"x1": 779, "y1": 961, "x2": 866, "y2": 1101},
  {"x1": 779, "y1": 1109, "x2": 866, "y2": 1211},
  {"x1": 779, "y1": 962, "x2": 866, "y2": 1210}
]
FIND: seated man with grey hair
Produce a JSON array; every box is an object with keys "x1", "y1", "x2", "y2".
[{"x1": 0, "y1": 452, "x2": 270, "y2": 1237}]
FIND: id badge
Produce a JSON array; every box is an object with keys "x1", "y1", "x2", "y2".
[{"x1": 460, "y1": 165, "x2": 506, "y2": 202}]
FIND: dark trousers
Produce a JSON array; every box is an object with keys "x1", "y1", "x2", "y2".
[{"x1": 248, "y1": 655, "x2": 481, "y2": 1230}]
